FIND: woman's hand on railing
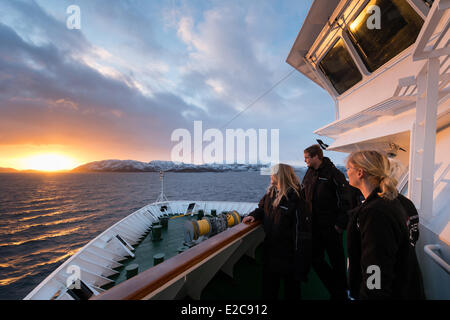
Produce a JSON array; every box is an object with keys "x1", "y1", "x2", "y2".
[{"x1": 242, "y1": 215, "x2": 255, "y2": 224}]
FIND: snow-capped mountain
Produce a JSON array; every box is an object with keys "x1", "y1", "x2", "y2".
[{"x1": 72, "y1": 160, "x2": 271, "y2": 173}]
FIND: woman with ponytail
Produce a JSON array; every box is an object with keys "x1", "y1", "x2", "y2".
[
  {"x1": 345, "y1": 150, "x2": 424, "y2": 299},
  {"x1": 242, "y1": 164, "x2": 312, "y2": 300}
]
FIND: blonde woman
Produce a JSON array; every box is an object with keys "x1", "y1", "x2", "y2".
[
  {"x1": 243, "y1": 164, "x2": 312, "y2": 300},
  {"x1": 345, "y1": 150, "x2": 424, "y2": 300}
]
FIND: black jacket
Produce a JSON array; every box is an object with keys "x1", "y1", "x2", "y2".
[
  {"x1": 347, "y1": 188, "x2": 425, "y2": 300},
  {"x1": 248, "y1": 186, "x2": 312, "y2": 281},
  {"x1": 397, "y1": 194, "x2": 420, "y2": 246},
  {"x1": 302, "y1": 157, "x2": 353, "y2": 229}
]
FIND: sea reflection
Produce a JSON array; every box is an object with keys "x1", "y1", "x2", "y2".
[{"x1": 0, "y1": 226, "x2": 82, "y2": 247}]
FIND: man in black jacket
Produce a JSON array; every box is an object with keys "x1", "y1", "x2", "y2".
[{"x1": 302, "y1": 144, "x2": 353, "y2": 300}]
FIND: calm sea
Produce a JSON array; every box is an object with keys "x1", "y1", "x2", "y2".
[{"x1": 0, "y1": 171, "x2": 306, "y2": 300}]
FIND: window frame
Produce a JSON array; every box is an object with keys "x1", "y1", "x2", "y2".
[
  {"x1": 345, "y1": 0, "x2": 425, "y2": 73},
  {"x1": 312, "y1": 0, "x2": 428, "y2": 98},
  {"x1": 317, "y1": 37, "x2": 365, "y2": 96}
]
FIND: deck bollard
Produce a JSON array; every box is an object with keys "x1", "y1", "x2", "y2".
[
  {"x1": 125, "y1": 264, "x2": 139, "y2": 279},
  {"x1": 153, "y1": 253, "x2": 165, "y2": 266},
  {"x1": 152, "y1": 224, "x2": 162, "y2": 241}
]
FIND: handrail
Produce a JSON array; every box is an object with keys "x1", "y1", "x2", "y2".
[
  {"x1": 424, "y1": 244, "x2": 450, "y2": 274},
  {"x1": 91, "y1": 221, "x2": 262, "y2": 300}
]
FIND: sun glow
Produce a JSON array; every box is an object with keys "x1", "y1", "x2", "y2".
[{"x1": 21, "y1": 154, "x2": 78, "y2": 172}]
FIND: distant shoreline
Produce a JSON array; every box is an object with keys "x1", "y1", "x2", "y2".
[
  {"x1": 2, "y1": 159, "x2": 346, "y2": 174},
  {"x1": 0, "y1": 170, "x2": 275, "y2": 174}
]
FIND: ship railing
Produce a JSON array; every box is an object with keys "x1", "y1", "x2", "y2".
[
  {"x1": 405, "y1": 0, "x2": 449, "y2": 219},
  {"x1": 424, "y1": 244, "x2": 450, "y2": 274},
  {"x1": 91, "y1": 220, "x2": 264, "y2": 300},
  {"x1": 412, "y1": 0, "x2": 450, "y2": 61}
]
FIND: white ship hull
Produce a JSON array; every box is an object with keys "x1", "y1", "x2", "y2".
[{"x1": 24, "y1": 200, "x2": 261, "y2": 300}]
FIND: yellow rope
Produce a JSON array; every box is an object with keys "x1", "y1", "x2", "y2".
[
  {"x1": 170, "y1": 214, "x2": 186, "y2": 219},
  {"x1": 226, "y1": 211, "x2": 240, "y2": 227},
  {"x1": 197, "y1": 219, "x2": 210, "y2": 236}
]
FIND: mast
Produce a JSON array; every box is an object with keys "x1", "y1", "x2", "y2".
[{"x1": 156, "y1": 171, "x2": 169, "y2": 203}]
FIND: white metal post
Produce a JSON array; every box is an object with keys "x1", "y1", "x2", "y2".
[
  {"x1": 422, "y1": 58, "x2": 440, "y2": 218},
  {"x1": 409, "y1": 68, "x2": 426, "y2": 211},
  {"x1": 409, "y1": 58, "x2": 440, "y2": 220}
]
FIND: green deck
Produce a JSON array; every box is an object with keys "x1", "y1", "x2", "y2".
[
  {"x1": 200, "y1": 245, "x2": 330, "y2": 300},
  {"x1": 103, "y1": 216, "x2": 342, "y2": 300},
  {"x1": 103, "y1": 214, "x2": 192, "y2": 289}
]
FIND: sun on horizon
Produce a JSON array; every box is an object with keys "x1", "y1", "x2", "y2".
[{"x1": 19, "y1": 153, "x2": 79, "y2": 172}]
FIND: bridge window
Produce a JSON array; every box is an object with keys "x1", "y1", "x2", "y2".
[
  {"x1": 318, "y1": 39, "x2": 362, "y2": 95},
  {"x1": 346, "y1": 0, "x2": 424, "y2": 72}
]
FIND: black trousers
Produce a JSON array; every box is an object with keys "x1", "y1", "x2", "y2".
[
  {"x1": 262, "y1": 268, "x2": 301, "y2": 300},
  {"x1": 312, "y1": 224, "x2": 348, "y2": 299}
]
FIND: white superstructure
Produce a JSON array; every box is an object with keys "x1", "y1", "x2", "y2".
[{"x1": 287, "y1": 0, "x2": 449, "y2": 299}]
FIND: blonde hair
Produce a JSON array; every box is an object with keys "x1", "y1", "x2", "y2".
[
  {"x1": 347, "y1": 150, "x2": 398, "y2": 200},
  {"x1": 269, "y1": 163, "x2": 300, "y2": 207}
]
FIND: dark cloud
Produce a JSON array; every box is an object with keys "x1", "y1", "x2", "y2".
[
  {"x1": 0, "y1": 0, "x2": 340, "y2": 165},
  {"x1": 1, "y1": 0, "x2": 92, "y2": 54},
  {"x1": 0, "y1": 19, "x2": 204, "y2": 159}
]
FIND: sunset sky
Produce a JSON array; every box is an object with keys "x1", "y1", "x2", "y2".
[{"x1": 0, "y1": 0, "x2": 342, "y2": 171}]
